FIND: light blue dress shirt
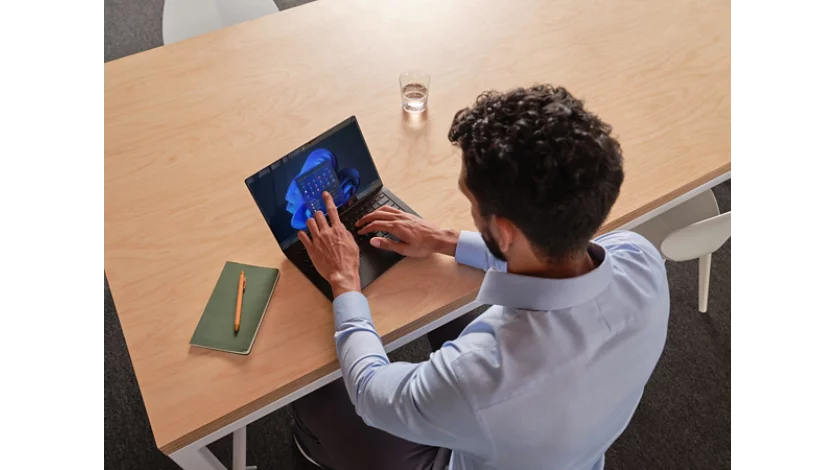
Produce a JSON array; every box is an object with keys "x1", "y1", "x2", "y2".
[{"x1": 333, "y1": 230, "x2": 669, "y2": 470}]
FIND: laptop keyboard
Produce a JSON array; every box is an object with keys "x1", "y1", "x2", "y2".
[{"x1": 298, "y1": 192, "x2": 404, "y2": 268}]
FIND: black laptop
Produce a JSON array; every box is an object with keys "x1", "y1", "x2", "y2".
[{"x1": 245, "y1": 116, "x2": 419, "y2": 299}]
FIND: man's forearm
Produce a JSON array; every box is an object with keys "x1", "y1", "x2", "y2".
[
  {"x1": 330, "y1": 271, "x2": 361, "y2": 298},
  {"x1": 332, "y1": 292, "x2": 388, "y2": 404},
  {"x1": 432, "y1": 228, "x2": 461, "y2": 257}
]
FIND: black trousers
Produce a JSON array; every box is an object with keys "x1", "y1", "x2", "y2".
[{"x1": 292, "y1": 310, "x2": 481, "y2": 470}]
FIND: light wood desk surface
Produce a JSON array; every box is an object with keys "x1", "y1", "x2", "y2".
[{"x1": 104, "y1": 0, "x2": 729, "y2": 454}]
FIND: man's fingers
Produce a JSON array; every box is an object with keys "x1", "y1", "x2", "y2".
[
  {"x1": 298, "y1": 231, "x2": 312, "y2": 250},
  {"x1": 376, "y1": 205, "x2": 402, "y2": 214},
  {"x1": 357, "y1": 220, "x2": 399, "y2": 235},
  {"x1": 306, "y1": 217, "x2": 320, "y2": 238},
  {"x1": 356, "y1": 208, "x2": 400, "y2": 227},
  {"x1": 370, "y1": 237, "x2": 407, "y2": 255},
  {"x1": 322, "y1": 191, "x2": 342, "y2": 227},
  {"x1": 313, "y1": 210, "x2": 328, "y2": 230}
]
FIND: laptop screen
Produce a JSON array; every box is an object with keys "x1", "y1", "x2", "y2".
[{"x1": 245, "y1": 117, "x2": 382, "y2": 249}]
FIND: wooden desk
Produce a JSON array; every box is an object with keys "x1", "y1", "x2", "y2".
[{"x1": 104, "y1": 0, "x2": 729, "y2": 467}]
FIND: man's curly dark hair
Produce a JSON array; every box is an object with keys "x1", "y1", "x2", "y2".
[{"x1": 449, "y1": 85, "x2": 624, "y2": 261}]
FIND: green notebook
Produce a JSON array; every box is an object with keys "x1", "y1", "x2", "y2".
[{"x1": 190, "y1": 261, "x2": 280, "y2": 355}]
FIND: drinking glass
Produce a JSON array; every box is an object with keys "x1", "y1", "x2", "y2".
[{"x1": 399, "y1": 70, "x2": 430, "y2": 113}]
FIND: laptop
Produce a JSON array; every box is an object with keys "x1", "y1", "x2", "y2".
[{"x1": 245, "y1": 116, "x2": 419, "y2": 299}]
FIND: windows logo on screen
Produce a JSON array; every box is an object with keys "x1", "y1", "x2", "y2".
[{"x1": 284, "y1": 149, "x2": 360, "y2": 230}]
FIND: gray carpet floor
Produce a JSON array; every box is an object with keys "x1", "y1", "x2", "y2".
[{"x1": 104, "y1": 4, "x2": 731, "y2": 469}]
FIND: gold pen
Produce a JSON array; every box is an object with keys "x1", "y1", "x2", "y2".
[{"x1": 234, "y1": 271, "x2": 246, "y2": 332}]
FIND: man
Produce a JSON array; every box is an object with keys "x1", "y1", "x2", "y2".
[{"x1": 292, "y1": 85, "x2": 670, "y2": 470}]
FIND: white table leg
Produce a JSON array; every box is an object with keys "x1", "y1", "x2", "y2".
[
  {"x1": 233, "y1": 427, "x2": 257, "y2": 470},
  {"x1": 170, "y1": 445, "x2": 226, "y2": 470},
  {"x1": 169, "y1": 429, "x2": 257, "y2": 470}
]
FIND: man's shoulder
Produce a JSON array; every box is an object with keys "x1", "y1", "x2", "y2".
[
  {"x1": 595, "y1": 230, "x2": 661, "y2": 258},
  {"x1": 595, "y1": 230, "x2": 665, "y2": 274},
  {"x1": 595, "y1": 230, "x2": 669, "y2": 311},
  {"x1": 446, "y1": 309, "x2": 505, "y2": 358}
]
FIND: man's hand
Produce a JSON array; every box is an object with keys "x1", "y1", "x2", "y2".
[
  {"x1": 355, "y1": 207, "x2": 460, "y2": 258},
  {"x1": 298, "y1": 192, "x2": 361, "y2": 298}
]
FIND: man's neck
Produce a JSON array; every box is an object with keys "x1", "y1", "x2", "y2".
[{"x1": 507, "y1": 248, "x2": 597, "y2": 280}]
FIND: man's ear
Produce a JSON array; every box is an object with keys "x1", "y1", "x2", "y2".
[{"x1": 492, "y1": 216, "x2": 517, "y2": 253}]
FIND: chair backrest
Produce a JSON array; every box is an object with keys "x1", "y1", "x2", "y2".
[
  {"x1": 660, "y1": 211, "x2": 731, "y2": 262},
  {"x1": 659, "y1": 189, "x2": 722, "y2": 233},
  {"x1": 628, "y1": 188, "x2": 721, "y2": 256},
  {"x1": 163, "y1": 0, "x2": 277, "y2": 45}
]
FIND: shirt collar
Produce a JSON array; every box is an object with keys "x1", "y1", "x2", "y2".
[{"x1": 475, "y1": 243, "x2": 613, "y2": 311}]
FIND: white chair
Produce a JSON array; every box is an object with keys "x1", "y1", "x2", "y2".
[
  {"x1": 630, "y1": 189, "x2": 731, "y2": 313},
  {"x1": 162, "y1": 0, "x2": 278, "y2": 45}
]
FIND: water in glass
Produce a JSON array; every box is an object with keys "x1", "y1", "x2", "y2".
[{"x1": 401, "y1": 83, "x2": 429, "y2": 113}]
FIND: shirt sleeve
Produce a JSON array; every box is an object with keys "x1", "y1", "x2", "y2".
[
  {"x1": 332, "y1": 291, "x2": 490, "y2": 455},
  {"x1": 454, "y1": 230, "x2": 508, "y2": 272}
]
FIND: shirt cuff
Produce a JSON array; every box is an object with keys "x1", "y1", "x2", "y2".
[
  {"x1": 455, "y1": 230, "x2": 486, "y2": 268},
  {"x1": 333, "y1": 291, "x2": 373, "y2": 327}
]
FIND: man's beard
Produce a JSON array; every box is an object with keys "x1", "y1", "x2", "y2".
[{"x1": 481, "y1": 230, "x2": 507, "y2": 262}]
